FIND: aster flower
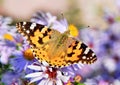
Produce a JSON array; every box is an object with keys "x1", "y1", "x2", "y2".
[
  {"x1": 0, "y1": 16, "x2": 12, "y2": 25},
  {"x1": 108, "y1": 22, "x2": 120, "y2": 40},
  {"x1": 25, "y1": 62, "x2": 70, "y2": 85},
  {"x1": 0, "y1": 16, "x2": 25, "y2": 64},
  {"x1": 10, "y1": 45, "x2": 36, "y2": 73},
  {"x1": 0, "y1": 33, "x2": 25, "y2": 64},
  {"x1": 0, "y1": 16, "x2": 16, "y2": 39},
  {"x1": 52, "y1": 18, "x2": 68, "y2": 33},
  {"x1": 31, "y1": 11, "x2": 57, "y2": 27},
  {"x1": 0, "y1": 29, "x2": 16, "y2": 64},
  {"x1": 103, "y1": 57, "x2": 117, "y2": 73}
]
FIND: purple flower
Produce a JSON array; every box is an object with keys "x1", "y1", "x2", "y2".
[
  {"x1": 1, "y1": 71, "x2": 22, "y2": 85},
  {"x1": 0, "y1": 33, "x2": 25, "y2": 64},
  {"x1": 10, "y1": 46, "x2": 36, "y2": 73},
  {"x1": 0, "y1": 16, "x2": 25, "y2": 64},
  {"x1": 31, "y1": 11, "x2": 68, "y2": 33},
  {"x1": 61, "y1": 63, "x2": 84, "y2": 78},
  {"x1": 31, "y1": 11, "x2": 57, "y2": 27}
]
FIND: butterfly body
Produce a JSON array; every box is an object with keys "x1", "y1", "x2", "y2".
[{"x1": 16, "y1": 22, "x2": 97, "y2": 68}]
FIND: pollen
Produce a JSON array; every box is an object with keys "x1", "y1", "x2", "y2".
[
  {"x1": 68, "y1": 24, "x2": 78, "y2": 37},
  {"x1": 3, "y1": 33, "x2": 14, "y2": 41},
  {"x1": 23, "y1": 48, "x2": 34, "y2": 60}
]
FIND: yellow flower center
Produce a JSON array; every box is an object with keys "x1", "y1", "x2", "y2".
[
  {"x1": 23, "y1": 48, "x2": 34, "y2": 60},
  {"x1": 3, "y1": 33, "x2": 14, "y2": 41},
  {"x1": 68, "y1": 24, "x2": 78, "y2": 37}
]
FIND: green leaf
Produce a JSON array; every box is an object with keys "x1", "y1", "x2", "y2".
[
  {"x1": 0, "y1": 82, "x2": 5, "y2": 85},
  {"x1": 73, "y1": 82, "x2": 85, "y2": 85}
]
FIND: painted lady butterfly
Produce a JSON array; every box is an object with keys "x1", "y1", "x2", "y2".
[{"x1": 16, "y1": 22, "x2": 97, "y2": 68}]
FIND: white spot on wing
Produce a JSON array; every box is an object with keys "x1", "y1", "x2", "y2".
[
  {"x1": 23, "y1": 22, "x2": 27, "y2": 25},
  {"x1": 82, "y1": 56, "x2": 86, "y2": 59},
  {"x1": 26, "y1": 30, "x2": 30, "y2": 34},
  {"x1": 92, "y1": 53, "x2": 95, "y2": 56},
  {"x1": 87, "y1": 58, "x2": 89, "y2": 60},
  {"x1": 30, "y1": 23, "x2": 36, "y2": 30},
  {"x1": 90, "y1": 57, "x2": 93, "y2": 59},
  {"x1": 84, "y1": 47, "x2": 90, "y2": 54},
  {"x1": 22, "y1": 26, "x2": 24, "y2": 28}
]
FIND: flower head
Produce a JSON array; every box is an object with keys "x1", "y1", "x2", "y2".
[
  {"x1": 10, "y1": 45, "x2": 36, "y2": 73},
  {"x1": 25, "y1": 62, "x2": 70, "y2": 85}
]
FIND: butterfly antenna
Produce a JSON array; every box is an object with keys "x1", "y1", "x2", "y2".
[{"x1": 60, "y1": 13, "x2": 69, "y2": 33}]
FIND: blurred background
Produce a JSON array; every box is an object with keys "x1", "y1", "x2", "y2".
[
  {"x1": 0, "y1": 0, "x2": 118, "y2": 28},
  {"x1": 1, "y1": 0, "x2": 120, "y2": 85}
]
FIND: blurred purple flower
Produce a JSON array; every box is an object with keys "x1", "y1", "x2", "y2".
[
  {"x1": 0, "y1": 15, "x2": 12, "y2": 26},
  {"x1": 103, "y1": 9, "x2": 115, "y2": 24},
  {"x1": 31, "y1": 11, "x2": 68, "y2": 33},
  {"x1": 31, "y1": 11, "x2": 57, "y2": 27},
  {"x1": 1, "y1": 71, "x2": 22, "y2": 85},
  {"x1": 61, "y1": 63, "x2": 84, "y2": 79},
  {"x1": 52, "y1": 18, "x2": 68, "y2": 33},
  {"x1": 0, "y1": 16, "x2": 26, "y2": 64},
  {"x1": 0, "y1": 33, "x2": 25, "y2": 64}
]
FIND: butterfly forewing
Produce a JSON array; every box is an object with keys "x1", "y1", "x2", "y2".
[{"x1": 16, "y1": 22, "x2": 60, "y2": 48}]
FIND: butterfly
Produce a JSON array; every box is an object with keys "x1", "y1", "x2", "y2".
[{"x1": 16, "y1": 22, "x2": 97, "y2": 68}]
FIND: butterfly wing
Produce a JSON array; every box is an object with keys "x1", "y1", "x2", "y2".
[
  {"x1": 65, "y1": 38, "x2": 97, "y2": 65},
  {"x1": 16, "y1": 22, "x2": 63, "y2": 67},
  {"x1": 16, "y1": 22, "x2": 60, "y2": 48}
]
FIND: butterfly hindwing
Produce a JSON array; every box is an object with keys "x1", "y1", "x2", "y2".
[{"x1": 32, "y1": 47, "x2": 67, "y2": 68}]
